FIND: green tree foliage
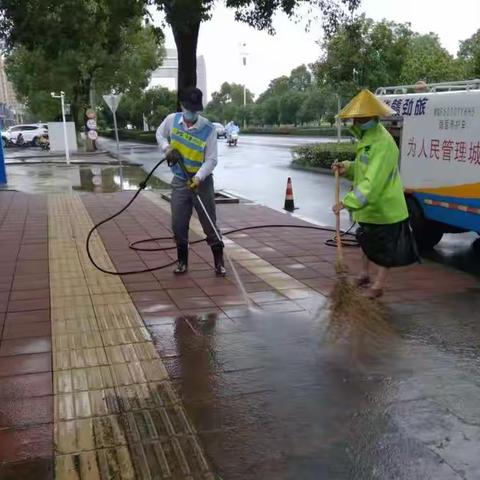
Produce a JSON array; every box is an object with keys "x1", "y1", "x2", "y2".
[
  {"x1": 101, "y1": 87, "x2": 177, "y2": 130},
  {"x1": 289, "y1": 65, "x2": 312, "y2": 91},
  {"x1": 297, "y1": 88, "x2": 327, "y2": 124},
  {"x1": 244, "y1": 17, "x2": 472, "y2": 128},
  {"x1": 251, "y1": 65, "x2": 337, "y2": 126},
  {"x1": 148, "y1": 0, "x2": 360, "y2": 100},
  {"x1": 279, "y1": 92, "x2": 306, "y2": 125},
  {"x1": 1, "y1": 0, "x2": 164, "y2": 129},
  {"x1": 399, "y1": 33, "x2": 465, "y2": 83},
  {"x1": 458, "y1": 29, "x2": 480, "y2": 78},
  {"x1": 144, "y1": 87, "x2": 178, "y2": 127},
  {"x1": 211, "y1": 82, "x2": 255, "y2": 106},
  {"x1": 313, "y1": 15, "x2": 414, "y2": 98},
  {"x1": 313, "y1": 15, "x2": 467, "y2": 98},
  {"x1": 204, "y1": 82, "x2": 254, "y2": 123}
]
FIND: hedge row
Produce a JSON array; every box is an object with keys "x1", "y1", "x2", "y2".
[
  {"x1": 291, "y1": 142, "x2": 356, "y2": 170},
  {"x1": 242, "y1": 126, "x2": 351, "y2": 136},
  {"x1": 100, "y1": 129, "x2": 156, "y2": 143},
  {"x1": 100, "y1": 126, "x2": 352, "y2": 142}
]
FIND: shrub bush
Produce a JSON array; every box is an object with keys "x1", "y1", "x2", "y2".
[
  {"x1": 291, "y1": 142, "x2": 356, "y2": 170},
  {"x1": 242, "y1": 126, "x2": 351, "y2": 136},
  {"x1": 100, "y1": 126, "x2": 353, "y2": 142}
]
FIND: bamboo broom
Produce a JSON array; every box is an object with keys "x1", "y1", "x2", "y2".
[{"x1": 328, "y1": 168, "x2": 386, "y2": 335}]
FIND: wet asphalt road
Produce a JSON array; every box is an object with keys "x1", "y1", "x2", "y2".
[
  {"x1": 100, "y1": 134, "x2": 353, "y2": 228},
  {"x1": 215, "y1": 134, "x2": 352, "y2": 227}
]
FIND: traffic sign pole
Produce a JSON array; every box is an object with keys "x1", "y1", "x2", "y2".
[
  {"x1": 0, "y1": 136, "x2": 7, "y2": 185},
  {"x1": 103, "y1": 94, "x2": 124, "y2": 191},
  {"x1": 112, "y1": 109, "x2": 123, "y2": 191}
]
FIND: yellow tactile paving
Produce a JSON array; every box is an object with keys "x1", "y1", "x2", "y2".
[
  {"x1": 144, "y1": 192, "x2": 323, "y2": 306},
  {"x1": 48, "y1": 194, "x2": 215, "y2": 480}
]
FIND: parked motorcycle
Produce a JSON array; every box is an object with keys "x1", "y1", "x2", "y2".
[
  {"x1": 38, "y1": 134, "x2": 50, "y2": 151},
  {"x1": 2, "y1": 135, "x2": 16, "y2": 148},
  {"x1": 15, "y1": 133, "x2": 31, "y2": 147}
]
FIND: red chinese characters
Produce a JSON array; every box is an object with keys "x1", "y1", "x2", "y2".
[
  {"x1": 468, "y1": 141, "x2": 480, "y2": 165},
  {"x1": 454, "y1": 141, "x2": 467, "y2": 162},
  {"x1": 442, "y1": 140, "x2": 454, "y2": 161},
  {"x1": 405, "y1": 137, "x2": 479, "y2": 165},
  {"x1": 430, "y1": 139, "x2": 440, "y2": 160}
]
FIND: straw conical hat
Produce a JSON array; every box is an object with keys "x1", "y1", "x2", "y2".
[{"x1": 337, "y1": 89, "x2": 394, "y2": 119}]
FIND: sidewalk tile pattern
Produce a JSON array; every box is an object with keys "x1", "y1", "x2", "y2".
[
  {"x1": 48, "y1": 194, "x2": 214, "y2": 479},
  {"x1": 81, "y1": 190, "x2": 479, "y2": 480},
  {"x1": 0, "y1": 192, "x2": 53, "y2": 477}
]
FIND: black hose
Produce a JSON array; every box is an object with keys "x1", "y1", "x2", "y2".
[{"x1": 86, "y1": 158, "x2": 358, "y2": 276}]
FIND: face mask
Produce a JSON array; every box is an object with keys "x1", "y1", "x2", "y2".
[
  {"x1": 183, "y1": 110, "x2": 198, "y2": 123},
  {"x1": 360, "y1": 119, "x2": 378, "y2": 131}
]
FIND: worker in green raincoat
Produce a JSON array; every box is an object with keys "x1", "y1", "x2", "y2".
[{"x1": 332, "y1": 89, "x2": 418, "y2": 298}]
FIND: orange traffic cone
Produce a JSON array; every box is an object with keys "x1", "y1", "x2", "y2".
[{"x1": 284, "y1": 177, "x2": 296, "y2": 212}]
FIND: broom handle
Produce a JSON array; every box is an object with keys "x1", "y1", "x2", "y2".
[{"x1": 335, "y1": 167, "x2": 344, "y2": 266}]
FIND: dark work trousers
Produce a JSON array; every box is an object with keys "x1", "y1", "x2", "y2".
[{"x1": 171, "y1": 174, "x2": 223, "y2": 249}]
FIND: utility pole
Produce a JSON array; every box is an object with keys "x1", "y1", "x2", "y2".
[
  {"x1": 51, "y1": 91, "x2": 70, "y2": 165},
  {"x1": 0, "y1": 126, "x2": 6, "y2": 185},
  {"x1": 336, "y1": 93, "x2": 341, "y2": 144}
]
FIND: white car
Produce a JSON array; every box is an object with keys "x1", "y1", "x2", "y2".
[{"x1": 1, "y1": 123, "x2": 48, "y2": 147}]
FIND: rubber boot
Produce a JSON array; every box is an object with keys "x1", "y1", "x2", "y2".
[
  {"x1": 174, "y1": 245, "x2": 188, "y2": 274},
  {"x1": 211, "y1": 244, "x2": 226, "y2": 276}
]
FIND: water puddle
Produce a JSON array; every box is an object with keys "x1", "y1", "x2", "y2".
[{"x1": 2, "y1": 164, "x2": 170, "y2": 194}]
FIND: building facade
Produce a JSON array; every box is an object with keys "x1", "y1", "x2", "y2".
[
  {"x1": 0, "y1": 56, "x2": 22, "y2": 127},
  {"x1": 149, "y1": 48, "x2": 208, "y2": 101}
]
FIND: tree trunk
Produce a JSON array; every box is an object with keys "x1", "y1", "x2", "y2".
[
  {"x1": 172, "y1": 22, "x2": 200, "y2": 111},
  {"x1": 72, "y1": 75, "x2": 96, "y2": 152}
]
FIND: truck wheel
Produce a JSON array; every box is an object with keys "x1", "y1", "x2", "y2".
[{"x1": 407, "y1": 196, "x2": 444, "y2": 251}]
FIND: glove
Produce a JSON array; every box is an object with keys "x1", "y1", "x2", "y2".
[
  {"x1": 189, "y1": 176, "x2": 201, "y2": 191},
  {"x1": 331, "y1": 161, "x2": 347, "y2": 175},
  {"x1": 165, "y1": 148, "x2": 183, "y2": 167},
  {"x1": 332, "y1": 202, "x2": 345, "y2": 215}
]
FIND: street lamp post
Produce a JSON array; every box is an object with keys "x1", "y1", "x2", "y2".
[
  {"x1": 240, "y1": 42, "x2": 248, "y2": 129},
  {"x1": 51, "y1": 91, "x2": 70, "y2": 165}
]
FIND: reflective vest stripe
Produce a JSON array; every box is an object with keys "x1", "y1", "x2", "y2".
[
  {"x1": 359, "y1": 153, "x2": 369, "y2": 165},
  {"x1": 170, "y1": 140, "x2": 204, "y2": 163},
  {"x1": 168, "y1": 114, "x2": 213, "y2": 180},
  {"x1": 424, "y1": 198, "x2": 480, "y2": 215},
  {"x1": 354, "y1": 187, "x2": 368, "y2": 206},
  {"x1": 171, "y1": 127, "x2": 207, "y2": 151}
]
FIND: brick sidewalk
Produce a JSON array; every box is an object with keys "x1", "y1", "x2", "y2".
[{"x1": 0, "y1": 190, "x2": 479, "y2": 479}]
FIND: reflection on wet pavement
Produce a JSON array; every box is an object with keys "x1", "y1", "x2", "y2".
[
  {"x1": 149, "y1": 305, "x2": 480, "y2": 480},
  {"x1": 427, "y1": 233, "x2": 480, "y2": 277},
  {"x1": 2, "y1": 164, "x2": 170, "y2": 194}
]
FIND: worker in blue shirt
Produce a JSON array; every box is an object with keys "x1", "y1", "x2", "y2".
[{"x1": 156, "y1": 87, "x2": 226, "y2": 276}]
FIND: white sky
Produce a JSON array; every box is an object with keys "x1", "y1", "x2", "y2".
[{"x1": 150, "y1": 0, "x2": 480, "y2": 100}]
